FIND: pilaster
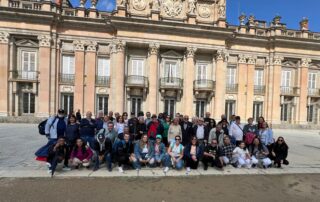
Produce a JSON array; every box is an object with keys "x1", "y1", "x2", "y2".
[
  {"x1": 237, "y1": 54, "x2": 247, "y2": 119},
  {"x1": 184, "y1": 46, "x2": 197, "y2": 117},
  {"x1": 270, "y1": 55, "x2": 283, "y2": 124},
  {"x1": 246, "y1": 55, "x2": 256, "y2": 120},
  {"x1": 214, "y1": 49, "x2": 227, "y2": 120},
  {"x1": 299, "y1": 58, "x2": 311, "y2": 124},
  {"x1": 0, "y1": 32, "x2": 10, "y2": 116},
  {"x1": 147, "y1": 42, "x2": 159, "y2": 114},
  {"x1": 73, "y1": 40, "x2": 85, "y2": 114}
]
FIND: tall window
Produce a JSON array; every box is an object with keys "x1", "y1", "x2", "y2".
[
  {"x1": 253, "y1": 102, "x2": 263, "y2": 123},
  {"x1": 62, "y1": 55, "x2": 75, "y2": 74},
  {"x1": 307, "y1": 105, "x2": 314, "y2": 123},
  {"x1": 281, "y1": 70, "x2": 291, "y2": 87},
  {"x1": 96, "y1": 95, "x2": 108, "y2": 116},
  {"x1": 226, "y1": 66, "x2": 236, "y2": 84},
  {"x1": 308, "y1": 73, "x2": 317, "y2": 89},
  {"x1": 164, "y1": 61, "x2": 179, "y2": 78},
  {"x1": 21, "y1": 51, "x2": 36, "y2": 79},
  {"x1": 196, "y1": 100, "x2": 206, "y2": 118},
  {"x1": 254, "y1": 69, "x2": 264, "y2": 86},
  {"x1": 225, "y1": 100, "x2": 236, "y2": 121},
  {"x1": 22, "y1": 92, "x2": 35, "y2": 114},
  {"x1": 164, "y1": 99, "x2": 175, "y2": 117},
  {"x1": 280, "y1": 103, "x2": 291, "y2": 122},
  {"x1": 97, "y1": 58, "x2": 110, "y2": 77},
  {"x1": 196, "y1": 63, "x2": 207, "y2": 80},
  {"x1": 61, "y1": 93, "x2": 74, "y2": 115},
  {"x1": 131, "y1": 59, "x2": 144, "y2": 76},
  {"x1": 131, "y1": 97, "x2": 142, "y2": 117}
]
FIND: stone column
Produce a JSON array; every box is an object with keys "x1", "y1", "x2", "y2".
[
  {"x1": 270, "y1": 56, "x2": 283, "y2": 124},
  {"x1": 84, "y1": 41, "x2": 97, "y2": 115},
  {"x1": 214, "y1": 49, "x2": 227, "y2": 121},
  {"x1": 237, "y1": 54, "x2": 247, "y2": 119},
  {"x1": 73, "y1": 40, "x2": 85, "y2": 114},
  {"x1": 298, "y1": 58, "x2": 311, "y2": 124},
  {"x1": 148, "y1": 42, "x2": 159, "y2": 114},
  {"x1": 110, "y1": 39, "x2": 126, "y2": 114},
  {"x1": 37, "y1": 35, "x2": 52, "y2": 117},
  {"x1": 0, "y1": 32, "x2": 9, "y2": 116},
  {"x1": 246, "y1": 55, "x2": 256, "y2": 120},
  {"x1": 184, "y1": 46, "x2": 197, "y2": 117}
]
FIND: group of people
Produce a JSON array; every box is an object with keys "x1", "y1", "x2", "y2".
[{"x1": 38, "y1": 109, "x2": 289, "y2": 176}]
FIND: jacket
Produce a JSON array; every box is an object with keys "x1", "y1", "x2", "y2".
[
  {"x1": 70, "y1": 146, "x2": 93, "y2": 161},
  {"x1": 134, "y1": 141, "x2": 154, "y2": 160},
  {"x1": 180, "y1": 121, "x2": 193, "y2": 145},
  {"x1": 96, "y1": 128, "x2": 118, "y2": 144},
  {"x1": 94, "y1": 137, "x2": 112, "y2": 156},
  {"x1": 153, "y1": 142, "x2": 166, "y2": 160},
  {"x1": 147, "y1": 120, "x2": 164, "y2": 139},
  {"x1": 79, "y1": 118, "x2": 97, "y2": 137},
  {"x1": 208, "y1": 128, "x2": 224, "y2": 147},
  {"x1": 184, "y1": 144, "x2": 203, "y2": 160},
  {"x1": 192, "y1": 125, "x2": 210, "y2": 141},
  {"x1": 45, "y1": 116, "x2": 68, "y2": 139}
]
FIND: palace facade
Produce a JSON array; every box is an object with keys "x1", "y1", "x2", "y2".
[{"x1": 0, "y1": 0, "x2": 320, "y2": 126}]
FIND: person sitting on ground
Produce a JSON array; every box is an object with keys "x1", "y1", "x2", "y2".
[
  {"x1": 153, "y1": 134, "x2": 166, "y2": 167},
  {"x1": 93, "y1": 133, "x2": 113, "y2": 172},
  {"x1": 163, "y1": 135, "x2": 184, "y2": 173},
  {"x1": 132, "y1": 134, "x2": 155, "y2": 171},
  {"x1": 202, "y1": 139, "x2": 224, "y2": 170},
  {"x1": 229, "y1": 116, "x2": 244, "y2": 146},
  {"x1": 113, "y1": 133, "x2": 134, "y2": 173},
  {"x1": 70, "y1": 138, "x2": 93, "y2": 169},
  {"x1": 232, "y1": 141, "x2": 252, "y2": 168},
  {"x1": 221, "y1": 136, "x2": 236, "y2": 166},
  {"x1": 64, "y1": 114, "x2": 80, "y2": 170},
  {"x1": 79, "y1": 111, "x2": 96, "y2": 148},
  {"x1": 243, "y1": 117, "x2": 258, "y2": 146},
  {"x1": 271, "y1": 136, "x2": 289, "y2": 168},
  {"x1": 184, "y1": 136, "x2": 203, "y2": 173},
  {"x1": 208, "y1": 124, "x2": 225, "y2": 147},
  {"x1": 258, "y1": 122, "x2": 274, "y2": 149},
  {"x1": 47, "y1": 137, "x2": 68, "y2": 176},
  {"x1": 168, "y1": 117, "x2": 182, "y2": 144},
  {"x1": 147, "y1": 114, "x2": 164, "y2": 142},
  {"x1": 249, "y1": 137, "x2": 272, "y2": 169},
  {"x1": 136, "y1": 116, "x2": 147, "y2": 141}
]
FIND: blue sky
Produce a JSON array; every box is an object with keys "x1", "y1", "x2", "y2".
[{"x1": 69, "y1": 0, "x2": 320, "y2": 32}]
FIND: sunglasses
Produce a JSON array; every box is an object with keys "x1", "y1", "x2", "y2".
[{"x1": 175, "y1": 139, "x2": 181, "y2": 141}]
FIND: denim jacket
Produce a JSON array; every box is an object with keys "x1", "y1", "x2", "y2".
[
  {"x1": 258, "y1": 129, "x2": 274, "y2": 145},
  {"x1": 153, "y1": 142, "x2": 166, "y2": 160},
  {"x1": 134, "y1": 141, "x2": 154, "y2": 160},
  {"x1": 184, "y1": 144, "x2": 203, "y2": 159}
]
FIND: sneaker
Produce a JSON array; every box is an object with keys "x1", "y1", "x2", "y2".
[
  {"x1": 163, "y1": 167, "x2": 169, "y2": 173},
  {"x1": 46, "y1": 162, "x2": 51, "y2": 168},
  {"x1": 118, "y1": 167, "x2": 124, "y2": 173},
  {"x1": 62, "y1": 166, "x2": 71, "y2": 171},
  {"x1": 186, "y1": 167, "x2": 191, "y2": 173}
]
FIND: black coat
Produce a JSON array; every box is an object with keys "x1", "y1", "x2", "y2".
[
  {"x1": 193, "y1": 125, "x2": 210, "y2": 141},
  {"x1": 180, "y1": 121, "x2": 193, "y2": 145},
  {"x1": 94, "y1": 138, "x2": 112, "y2": 156}
]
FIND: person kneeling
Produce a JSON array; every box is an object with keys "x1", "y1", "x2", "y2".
[
  {"x1": 249, "y1": 138, "x2": 272, "y2": 169},
  {"x1": 113, "y1": 133, "x2": 134, "y2": 173},
  {"x1": 202, "y1": 139, "x2": 223, "y2": 170},
  {"x1": 93, "y1": 133, "x2": 112, "y2": 172},
  {"x1": 154, "y1": 134, "x2": 166, "y2": 167},
  {"x1": 184, "y1": 136, "x2": 203, "y2": 173},
  {"x1": 232, "y1": 141, "x2": 252, "y2": 168},
  {"x1": 70, "y1": 138, "x2": 93, "y2": 169},
  {"x1": 163, "y1": 135, "x2": 184, "y2": 173},
  {"x1": 47, "y1": 137, "x2": 67, "y2": 176},
  {"x1": 132, "y1": 134, "x2": 155, "y2": 171}
]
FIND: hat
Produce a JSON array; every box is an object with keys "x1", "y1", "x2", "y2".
[
  {"x1": 156, "y1": 134, "x2": 162, "y2": 139},
  {"x1": 58, "y1": 109, "x2": 65, "y2": 114}
]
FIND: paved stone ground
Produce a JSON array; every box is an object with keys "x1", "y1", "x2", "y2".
[{"x1": 0, "y1": 123, "x2": 320, "y2": 178}]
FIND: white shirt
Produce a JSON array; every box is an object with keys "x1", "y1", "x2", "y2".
[
  {"x1": 196, "y1": 125, "x2": 205, "y2": 139},
  {"x1": 142, "y1": 145, "x2": 148, "y2": 154},
  {"x1": 233, "y1": 147, "x2": 249, "y2": 159},
  {"x1": 229, "y1": 123, "x2": 243, "y2": 141},
  {"x1": 171, "y1": 143, "x2": 184, "y2": 157}
]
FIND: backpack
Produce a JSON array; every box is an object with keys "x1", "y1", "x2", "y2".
[
  {"x1": 244, "y1": 132, "x2": 256, "y2": 145},
  {"x1": 38, "y1": 117, "x2": 57, "y2": 136}
]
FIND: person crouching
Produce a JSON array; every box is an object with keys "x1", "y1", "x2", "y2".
[
  {"x1": 93, "y1": 133, "x2": 112, "y2": 172},
  {"x1": 154, "y1": 134, "x2": 166, "y2": 167},
  {"x1": 132, "y1": 134, "x2": 155, "y2": 171},
  {"x1": 46, "y1": 137, "x2": 67, "y2": 176},
  {"x1": 70, "y1": 138, "x2": 93, "y2": 169}
]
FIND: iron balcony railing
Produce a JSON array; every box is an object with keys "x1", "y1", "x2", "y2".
[
  {"x1": 254, "y1": 85, "x2": 266, "y2": 95},
  {"x1": 59, "y1": 73, "x2": 75, "y2": 84},
  {"x1": 226, "y1": 83, "x2": 238, "y2": 93},
  {"x1": 11, "y1": 70, "x2": 38, "y2": 81},
  {"x1": 308, "y1": 88, "x2": 320, "y2": 97},
  {"x1": 159, "y1": 77, "x2": 183, "y2": 89},
  {"x1": 96, "y1": 76, "x2": 110, "y2": 87},
  {"x1": 280, "y1": 86, "x2": 300, "y2": 96},
  {"x1": 126, "y1": 75, "x2": 148, "y2": 87},
  {"x1": 193, "y1": 80, "x2": 215, "y2": 91}
]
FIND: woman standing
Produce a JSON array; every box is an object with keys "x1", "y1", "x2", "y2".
[
  {"x1": 64, "y1": 115, "x2": 80, "y2": 170},
  {"x1": 115, "y1": 115, "x2": 126, "y2": 135},
  {"x1": 162, "y1": 116, "x2": 171, "y2": 146},
  {"x1": 168, "y1": 117, "x2": 182, "y2": 144},
  {"x1": 184, "y1": 136, "x2": 203, "y2": 173},
  {"x1": 271, "y1": 136, "x2": 289, "y2": 168}
]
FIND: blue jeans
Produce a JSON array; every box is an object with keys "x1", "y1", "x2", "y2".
[
  {"x1": 154, "y1": 154, "x2": 165, "y2": 165},
  {"x1": 164, "y1": 154, "x2": 184, "y2": 170},
  {"x1": 132, "y1": 153, "x2": 154, "y2": 169},
  {"x1": 81, "y1": 136, "x2": 95, "y2": 149},
  {"x1": 95, "y1": 153, "x2": 112, "y2": 170}
]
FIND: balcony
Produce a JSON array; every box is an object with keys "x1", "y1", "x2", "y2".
[
  {"x1": 254, "y1": 85, "x2": 266, "y2": 95},
  {"x1": 96, "y1": 76, "x2": 110, "y2": 87},
  {"x1": 226, "y1": 84, "x2": 238, "y2": 94},
  {"x1": 59, "y1": 73, "x2": 75, "y2": 84},
  {"x1": 10, "y1": 70, "x2": 38, "y2": 82},
  {"x1": 126, "y1": 75, "x2": 148, "y2": 88},
  {"x1": 193, "y1": 80, "x2": 215, "y2": 91},
  {"x1": 308, "y1": 88, "x2": 320, "y2": 97},
  {"x1": 280, "y1": 86, "x2": 300, "y2": 96},
  {"x1": 159, "y1": 77, "x2": 183, "y2": 89},
  {"x1": 9, "y1": 0, "x2": 42, "y2": 10}
]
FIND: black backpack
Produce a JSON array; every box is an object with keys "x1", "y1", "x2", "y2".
[{"x1": 38, "y1": 117, "x2": 57, "y2": 136}]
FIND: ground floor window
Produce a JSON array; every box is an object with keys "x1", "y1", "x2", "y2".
[
  {"x1": 253, "y1": 102, "x2": 263, "y2": 123},
  {"x1": 61, "y1": 93, "x2": 74, "y2": 115},
  {"x1": 225, "y1": 100, "x2": 236, "y2": 121},
  {"x1": 196, "y1": 100, "x2": 206, "y2": 118},
  {"x1": 307, "y1": 105, "x2": 318, "y2": 123},
  {"x1": 22, "y1": 92, "x2": 35, "y2": 114},
  {"x1": 131, "y1": 97, "x2": 142, "y2": 117},
  {"x1": 164, "y1": 99, "x2": 176, "y2": 117},
  {"x1": 280, "y1": 103, "x2": 291, "y2": 122},
  {"x1": 96, "y1": 95, "x2": 108, "y2": 116}
]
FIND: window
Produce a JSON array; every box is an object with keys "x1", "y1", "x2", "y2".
[
  {"x1": 226, "y1": 66, "x2": 236, "y2": 84},
  {"x1": 281, "y1": 70, "x2": 291, "y2": 87},
  {"x1": 61, "y1": 93, "x2": 74, "y2": 115},
  {"x1": 196, "y1": 100, "x2": 206, "y2": 118},
  {"x1": 307, "y1": 105, "x2": 314, "y2": 123},
  {"x1": 62, "y1": 55, "x2": 75, "y2": 74},
  {"x1": 22, "y1": 93, "x2": 35, "y2": 114},
  {"x1": 308, "y1": 73, "x2": 317, "y2": 89},
  {"x1": 131, "y1": 59, "x2": 144, "y2": 76},
  {"x1": 280, "y1": 103, "x2": 291, "y2": 122},
  {"x1": 96, "y1": 95, "x2": 108, "y2": 115},
  {"x1": 131, "y1": 97, "x2": 142, "y2": 117},
  {"x1": 97, "y1": 58, "x2": 110, "y2": 77},
  {"x1": 253, "y1": 102, "x2": 263, "y2": 123},
  {"x1": 164, "y1": 99, "x2": 175, "y2": 117},
  {"x1": 196, "y1": 63, "x2": 207, "y2": 80},
  {"x1": 254, "y1": 69, "x2": 264, "y2": 86},
  {"x1": 225, "y1": 100, "x2": 236, "y2": 121},
  {"x1": 21, "y1": 51, "x2": 37, "y2": 79},
  {"x1": 164, "y1": 61, "x2": 179, "y2": 78}
]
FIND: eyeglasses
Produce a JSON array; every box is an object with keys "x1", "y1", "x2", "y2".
[{"x1": 175, "y1": 139, "x2": 181, "y2": 141}]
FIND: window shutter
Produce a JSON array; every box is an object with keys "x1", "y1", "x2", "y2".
[
  {"x1": 69, "y1": 56, "x2": 75, "y2": 74},
  {"x1": 105, "y1": 59, "x2": 110, "y2": 76},
  {"x1": 164, "y1": 62, "x2": 169, "y2": 78},
  {"x1": 175, "y1": 62, "x2": 180, "y2": 78},
  {"x1": 22, "y1": 52, "x2": 29, "y2": 71},
  {"x1": 138, "y1": 60, "x2": 143, "y2": 76},
  {"x1": 29, "y1": 52, "x2": 36, "y2": 71}
]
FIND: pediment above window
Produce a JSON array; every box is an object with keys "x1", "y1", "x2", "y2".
[
  {"x1": 282, "y1": 60, "x2": 297, "y2": 68},
  {"x1": 160, "y1": 50, "x2": 183, "y2": 59},
  {"x1": 15, "y1": 39, "x2": 38, "y2": 47}
]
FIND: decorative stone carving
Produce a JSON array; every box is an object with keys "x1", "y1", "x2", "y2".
[
  {"x1": 247, "y1": 55, "x2": 256, "y2": 65},
  {"x1": 148, "y1": 42, "x2": 160, "y2": 55},
  {"x1": 111, "y1": 39, "x2": 126, "y2": 54},
  {"x1": 73, "y1": 40, "x2": 85, "y2": 51},
  {"x1": 162, "y1": 0, "x2": 183, "y2": 17},
  {"x1": 0, "y1": 32, "x2": 9, "y2": 44},
  {"x1": 186, "y1": 46, "x2": 197, "y2": 58},
  {"x1": 248, "y1": 15, "x2": 255, "y2": 27},
  {"x1": 86, "y1": 41, "x2": 97, "y2": 52},
  {"x1": 198, "y1": 4, "x2": 211, "y2": 18},
  {"x1": 273, "y1": 55, "x2": 284, "y2": 65},
  {"x1": 238, "y1": 54, "x2": 247, "y2": 64},
  {"x1": 37, "y1": 35, "x2": 51, "y2": 47},
  {"x1": 91, "y1": 0, "x2": 97, "y2": 8},
  {"x1": 239, "y1": 13, "x2": 246, "y2": 26},
  {"x1": 300, "y1": 18, "x2": 309, "y2": 31},
  {"x1": 301, "y1": 58, "x2": 311, "y2": 67},
  {"x1": 118, "y1": 0, "x2": 126, "y2": 6},
  {"x1": 216, "y1": 49, "x2": 227, "y2": 61},
  {"x1": 187, "y1": 0, "x2": 196, "y2": 14},
  {"x1": 273, "y1": 15, "x2": 281, "y2": 26},
  {"x1": 218, "y1": 5, "x2": 226, "y2": 18},
  {"x1": 151, "y1": 0, "x2": 160, "y2": 10},
  {"x1": 133, "y1": 0, "x2": 147, "y2": 11},
  {"x1": 80, "y1": 0, "x2": 86, "y2": 7}
]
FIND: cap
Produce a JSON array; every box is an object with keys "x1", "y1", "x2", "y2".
[
  {"x1": 58, "y1": 109, "x2": 65, "y2": 114},
  {"x1": 156, "y1": 134, "x2": 162, "y2": 139}
]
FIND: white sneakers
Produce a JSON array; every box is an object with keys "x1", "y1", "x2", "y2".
[
  {"x1": 118, "y1": 166, "x2": 124, "y2": 173},
  {"x1": 186, "y1": 167, "x2": 191, "y2": 173},
  {"x1": 163, "y1": 167, "x2": 169, "y2": 173}
]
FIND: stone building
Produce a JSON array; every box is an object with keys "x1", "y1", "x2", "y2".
[{"x1": 0, "y1": 0, "x2": 319, "y2": 126}]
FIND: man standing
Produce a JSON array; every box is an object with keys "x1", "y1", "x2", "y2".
[
  {"x1": 193, "y1": 118, "x2": 210, "y2": 145},
  {"x1": 229, "y1": 116, "x2": 244, "y2": 146},
  {"x1": 95, "y1": 110, "x2": 105, "y2": 131},
  {"x1": 79, "y1": 111, "x2": 97, "y2": 148},
  {"x1": 128, "y1": 112, "x2": 138, "y2": 140},
  {"x1": 204, "y1": 112, "x2": 216, "y2": 130},
  {"x1": 108, "y1": 111, "x2": 114, "y2": 122},
  {"x1": 147, "y1": 114, "x2": 164, "y2": 141},
  {"x1": 180, "y1": 115, "x2": 193, "y2": 146},
  {"x1": 145, "y1": 112, "x2": 152, "y2": 126}
]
